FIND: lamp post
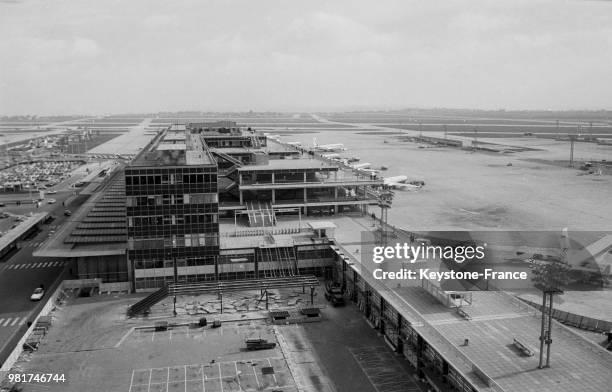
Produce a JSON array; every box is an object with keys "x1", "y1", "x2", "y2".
[
  {"x1": 173, "y1": 257, "x2": 178, "y2": 316},
  {"x1": 532, "y1": 253, "x2": 569, "y2": 369}
]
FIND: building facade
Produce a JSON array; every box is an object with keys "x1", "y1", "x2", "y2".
[{"x1": 126, "y1": 127, "x2": 220, "y2": 290}]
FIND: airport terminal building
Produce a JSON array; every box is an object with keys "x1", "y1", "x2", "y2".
[{"x1": 35, "y1": 122, "x2": 383, "y2": 290}]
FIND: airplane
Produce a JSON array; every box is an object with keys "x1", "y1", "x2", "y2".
[
  {"x1": 357, "y1": 168, "x2": 380, "y2": 175},
  {"x1": 351, "y1": 162, "x2": 371, "y2": 170},
  {"x1": 383, "y1": 175, "x2": 425, "y2": 191},
  {"x1": 321, "y1": 153, "x2": 341, "y2": 159},
  {"x1": 524, "y1": 228, "x2": 612, "y2": 283},
  {"x1": 313, "y1": 137, "x2": 346, "y2": 152}
]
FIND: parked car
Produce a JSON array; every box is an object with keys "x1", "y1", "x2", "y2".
[
  {"x1": 30, "y1": 286, "x2": 45, "y2": 301},
  {"x1": 324, "y1": 281, "x2": 345, "y2": 306},
  {"x1": 64, "y1": 210, "x2": 72, "y2": 216},
  {"x1": 47, "y1": 199, "x2": 56, "y2": 204}
]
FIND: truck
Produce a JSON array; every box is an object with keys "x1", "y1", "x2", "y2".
[{"x1": 325, "y1": 281, "x2": 345, "y2": 306}]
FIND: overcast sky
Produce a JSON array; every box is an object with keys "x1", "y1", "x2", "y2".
[{"x1": 1, "y1": 0, "x2": 611, "y2": 115}]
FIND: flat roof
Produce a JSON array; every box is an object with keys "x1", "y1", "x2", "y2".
[
  {"x1": 334, "y1": 237, "x2": 612, "y2": 392},
  {"x1": 0, "y1": 212, "x2": 48, "y2": 250},
  {"x1": 131, "y1": 130, "x2": 215, "y2": 167},
  {"x1": 239, "y1": 158, "x2": 337, "y2": 172}
]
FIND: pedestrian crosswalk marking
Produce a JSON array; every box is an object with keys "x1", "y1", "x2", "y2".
[
  {"x1": 0, "y1": 316, "x2": 29, "y2": 328},
  {"x1": 0, "y1": 261, "x2": 66, "y2": 272}
]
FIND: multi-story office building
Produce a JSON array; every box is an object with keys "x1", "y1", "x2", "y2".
[{"x1": 125, "y1": 125, "x2": 220, "y2": 290}]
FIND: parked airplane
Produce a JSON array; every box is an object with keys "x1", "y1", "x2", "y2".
[
  {"x1": 321, "y1": 153, "x2": 341, "y2": 159},
  {"x1": 524, "y1": 228, "x2": 612, "y2": 282},
  {"x1": 351, "y1": 162, "x2": 371, "y2": 170},
  {"x1": 383, "y1": 175, "x2": 425, "y2": 191},
  {"x1": 357, "y1": 168, "x2": 380, "y2": 175},
  {"x1": 313, "y1": 137, "x2": 346, "y2": 152}
]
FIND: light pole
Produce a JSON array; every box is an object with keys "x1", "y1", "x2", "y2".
[{"x1": 173, "y1": 257, "x2": 178, "y2": 316}]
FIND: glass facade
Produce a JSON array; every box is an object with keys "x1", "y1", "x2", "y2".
[{"x1": 126, "y1": 165, "x2": 219, "y2": 289}]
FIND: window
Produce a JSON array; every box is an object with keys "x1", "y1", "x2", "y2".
[
  {"x1": 190, "y1": 193, "x2": 218, "y2": 204},
  {"x1": 183, "y1": 194, "x2": 190, "y2": 204}
]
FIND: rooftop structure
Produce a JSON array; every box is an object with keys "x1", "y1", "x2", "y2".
[{"x1": 131, "y1": 126, "x2": 214, "y2": 167}]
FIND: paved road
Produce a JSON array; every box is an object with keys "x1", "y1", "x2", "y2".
[
  {"x1": 301, "y1": 303, "x2": 426, "y2": 392},
  {"x1": 0, "y1": 192, "x2": 90, "y2": 367}
]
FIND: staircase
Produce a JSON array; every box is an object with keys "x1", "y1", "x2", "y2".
[
  {"x1": 211, "y1": 149, "x2": 242, "y2": 177},
  {"x1": 211, "y1": 149, "x2": 242, "y2": 166},
  {"x1": 126, "y1": 285, "x2": 169, "y2": 317},
  {"x1": 247, "y1": 201, "x2": 276, "y2": 227},
  {"x1": 259, "y1": 246, "x2": 297, "y2": 278}
]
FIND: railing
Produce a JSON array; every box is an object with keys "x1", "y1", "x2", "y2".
[
  {"x1": 220, "y1": 227, "x2": 312, "y2": 237},
  {"x1": 126, "y1": 285, "x2": 169, "y2": 317},
  {"x1": 240, "y1": 177, "x2": 382, "y2": 186}
]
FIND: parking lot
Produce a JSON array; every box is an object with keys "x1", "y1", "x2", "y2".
[
  {"x1": 129, "y1": 357, "x2": 294, "y2": 392},
  {"x1": 4, "y1": 293, "x2": 297, "y2": 392}
]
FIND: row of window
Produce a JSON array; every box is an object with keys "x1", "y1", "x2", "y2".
[
  {"x1": 126, "y1": 173, "x2": 216, "y2": 186},
  {"x1": 135, "y1": 257, "x2": 216, "y2": 269},
  {"x1": 127, "y1": 233, "x2": 219, "y2": 250},
  {"x1": 126, "y1": 193, "x2": 218, "y2": 207},
  {"x1": 128, "y1": 213, "x2": 218, "y2": 227}
]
